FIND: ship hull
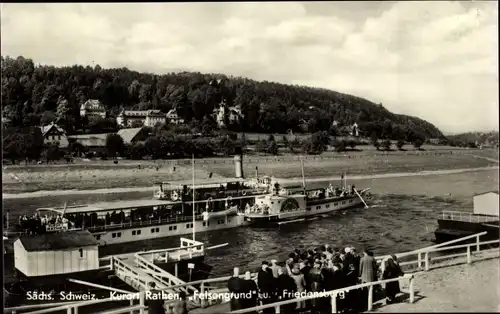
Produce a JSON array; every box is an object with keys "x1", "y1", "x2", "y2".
[{"x1": 434, "y1": 219, "x2": 499, "y2": 244}]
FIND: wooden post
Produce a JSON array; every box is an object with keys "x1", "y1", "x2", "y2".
[
  {"x1": 409, "y1": 276, "x2": 415, "y2": 303},
  {"x1": 476, "y1": 235, "x2": 480, "y2": 252},
  {"x1": 200, "y1": 282, "x2": 206, "y2": 308},
  {"x1": 417, "y1": 252, "x2": 421, "y2": 269},
  {"x1": 130, "y1": 299, "x2": 134, "y2": 314},
  {"x1": 67, "y1": 307, "x2": 72, "y2": 314},
  {"x1": 331, "y1": 293, "x2": 337, "y2": 313},
  {"x1": 175, "y1": 263, "x2": 178, "y2": 277},
  {"x1": 424, "y1": 252, "x2": 430, "y2": 271},
  {"x1": 367, "y1": 285, "x2": 374, "y2": 311},
  {"x1": 74, "y1": 307, "x2": 78, "y2": 314},
  {"x1": 139, "y1": 291, "x2": 146, "y2": 314},
  {"x1": 467, "y1": 246, "x2": 472, "y2": 264},
  {"x1": 275, "y1": 305, "x2": 281, "y2": 313}
]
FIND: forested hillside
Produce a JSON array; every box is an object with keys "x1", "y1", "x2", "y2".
[{"x1": 1, "y1": 55, "x2": 443, "y2": 140}]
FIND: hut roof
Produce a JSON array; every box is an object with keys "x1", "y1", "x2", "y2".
[{"x1": 18, "y1": 230, "x2": 98, "y2": 252}]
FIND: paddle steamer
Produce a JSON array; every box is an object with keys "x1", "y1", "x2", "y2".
[{"x1": 240, "y1": 160, "x2": 371, "y2": 226}]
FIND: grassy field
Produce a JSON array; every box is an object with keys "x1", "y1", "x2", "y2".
[{"x1": 2, "y1": 149, "x2": 498, "y2": 193}]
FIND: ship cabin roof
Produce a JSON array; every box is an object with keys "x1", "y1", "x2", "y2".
[
  {"x1": 36, "y1": 199, "x2": 178, "y2": 215},
  {"x1": 156, "y1": 177, "x2": 247, "y2": 189},
  {"x1": 17, "y1": 230, "x2": 98, "y2": 252}
]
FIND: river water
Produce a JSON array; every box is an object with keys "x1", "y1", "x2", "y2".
[{"x1": 3, "y1": 169, "x2": 498, "y2": 279}]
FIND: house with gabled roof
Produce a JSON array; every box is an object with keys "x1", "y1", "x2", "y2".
[
  {"x1": 117, "y1": 127, "x2": 151, "y2": 145},
  {"x1": 39, "y1": 122, "x2": 69, "y2": 148}
]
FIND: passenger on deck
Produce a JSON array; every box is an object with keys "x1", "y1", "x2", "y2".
[{"x1": 227, "y1": 267, "x2": 245, "y2": 311}]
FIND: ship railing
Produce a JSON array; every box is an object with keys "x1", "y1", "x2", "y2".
[
  {"x1": 86, "y1": 215, "x2": 204, "y2": 232},
  {"x1": 7, "y1": 234, "x2": 500, "y2": 314},
  {"x1": 441, "y1": 210, "x2": 499, "y2": 223}
]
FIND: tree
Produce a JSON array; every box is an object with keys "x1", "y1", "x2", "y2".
[
  {"x1": 105, "y1": 133, "x2": 125, "y2": 158},
  {"x1": 412, "y1": 138, "x2": 424, "y2": 150},
  {"x1": 256, "y1": 139, "x2": 268, "y2": 155},
  {"x1": 396, "y1": 139, "x2": 405, "y2": 150},
  {"x1": 144, "y1": 136, "x2": 163, "y2": 159},
  {"x1": 347, "y1": 139, "x2": 357, "y2": 150},
  {"x1": 303, "y1": 132, "x2": 329, "y2": 155},
  {"x1": 266, "y1": 140, "x2": 279, "y2": 156},
  {"x1": 382, "y1": 139, "x2": 392, "y2": 151},
  {"x1": 332, "y1": 139, "x2": 346, "y2": 152}
]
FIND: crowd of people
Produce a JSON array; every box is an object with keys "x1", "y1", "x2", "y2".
[
  {"x1": 17, "y1": 213, "x2": 70, "y2": 234},
  {"x1": 227, "y1": 245, "x2": 405, "y2": 314}
]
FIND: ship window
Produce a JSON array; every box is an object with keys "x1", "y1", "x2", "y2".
[
  {"x1": 136, "y1": 230, "x2": 141, "y2": 235},
  {"x1": 151, "y1": 228, "x2": 156, "y2": 233},
  {"x1": 203, "y1": 222, "x2": 206, "y2": 227},
  {"x1": 173, "y1": 226, "x2": 177, "y2": 230},
  {"x1": 155, "y1": 228, "x2": 159, "y2": 232},
  {"x1": 117, "y1": 232, "x2": 122, "y2": 237},
  {"x1": 316, "y1": 206, "x2": 321, "y2": 210},
  {"x1": 95, "y1": 235, "x2": 101, "y2": 240},
  {"x1": 326, "y1": 205, "x2": 330, "y2": 208},
  {"x1": 349, "y1": 200, "x2": 353, "y2": 203},
  {"x1": 79, "y1": 248, "x2": 83, "y2": 258},
  {"x1": 112, "y1": 233, "x2": 116, "y2": 238},
  {"x1": 342, "y1": 201, "x2": 346, "y2": 205},
  {"x1": 132, "y1": 230, "x2": 136, "y2": 235},
  {"x1": 271, "y1": 202, "x2": 274, "y2": 204},
  {"x1": 278, "y1": 201, "x2": 281, "y2": 204},
  {"x1": 334, "y1": 203, "x2": 338, "y2": 206}
]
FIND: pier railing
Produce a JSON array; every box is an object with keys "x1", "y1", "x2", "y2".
[
  {"x1": 6, "y1": 233, "x2": 499, "y2": 314},
  {"x1": 87, "y1": 215, "x2": 204, "y2": 232},
  {"x1": 440, "y1": 210, "x2": 499, "y2": 223}
]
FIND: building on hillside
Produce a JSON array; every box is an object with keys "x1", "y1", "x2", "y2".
[
  {"x1": 39, "y1": 123, "x2": 69, "y2": 148},
  {"x1": 117, "y1": 127, "x2": 151, "y2": 145},
  {"x1": 67, "y1": 133, "x2": 109, "y2": 155},
  {"x1": 80, "y1": 100, "x2": 106, "y2": 118},
  {"x1": 212, "y1": 100, "x2": 243, "y2": 128},
  {"x1": 166, "y1": 108, "x2": 184, "y2": 125},
  {"x1": 116, "y1": 110, "x2": 167, "y2": 128}
]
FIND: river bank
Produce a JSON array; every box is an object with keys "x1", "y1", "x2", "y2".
[
  {"x1": 4, "y1": 166, "x2": 498, "y2": 199},
  {"x1": 3, "y1": 152, "x2": 497, "y2": 194}
]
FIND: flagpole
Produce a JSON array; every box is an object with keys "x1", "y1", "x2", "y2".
[{"x1": 192, "y1": 154, "x2": 196, "y2": 242}]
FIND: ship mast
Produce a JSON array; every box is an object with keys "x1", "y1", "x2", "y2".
[
  {"x1": 300, "y1": 156, "x2": 306, "y2": 192},
  {"x1": 192, "y1": 154, "x2": 196, "y2": 242}
]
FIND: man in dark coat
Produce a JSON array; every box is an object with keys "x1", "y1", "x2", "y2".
[
  {"x1": 147, "y1": 282, "x2": 165, "y2": 314},
  {"x1": 257, "y1": 261, "x2": 276, "y2": 314},
  {"x1": 242, "y1": 271, "x2": 258, "y2": 310},
  {"x1": 276, "y1": 267, "x2": 296, "y2": 314},
  {"x1": 227, "y1": 267, "x2": 245, "y2": 311}
]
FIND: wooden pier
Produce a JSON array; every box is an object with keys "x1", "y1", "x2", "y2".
[{"x1": 5, "y1": 233, "x2": 499, "y2": 314}]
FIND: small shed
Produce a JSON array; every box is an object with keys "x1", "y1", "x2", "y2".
[
  {"x1": 14, "y1": 230, "x2": 99, "y2": 277},
  {"x1": 473, "y1": 191, "x2": 499, "y2": 217}
]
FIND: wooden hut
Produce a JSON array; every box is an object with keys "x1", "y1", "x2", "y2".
[{"x1": 14, "y1": 230, "x2": 99, "y2": 278}]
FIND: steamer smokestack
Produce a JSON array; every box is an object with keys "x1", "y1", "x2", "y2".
[{"x1": 234, "y1": 153, "x2": 244, "y2": 178}]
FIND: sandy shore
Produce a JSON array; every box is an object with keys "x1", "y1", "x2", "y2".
[
  {"x1": 374, "y1": 255, "x2": 500, "y2": 312},
  {"x1": 3, "y1": 166, "x2": 498, "y2": 199}
]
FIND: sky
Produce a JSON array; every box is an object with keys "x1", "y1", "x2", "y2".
[{"x1": 1, "y1": 1, "x2": 498, "y2": 134}]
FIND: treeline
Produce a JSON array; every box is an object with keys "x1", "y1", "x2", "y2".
[
  {"x1": 2, "y1": 56, "x2": 443, "y2": 141},
  {"x1": 2, "y1": 123, "x2": 424, "y2": 164},
  {"x1": 445, "y1": 131, "x2": 499, "y2": 148}
]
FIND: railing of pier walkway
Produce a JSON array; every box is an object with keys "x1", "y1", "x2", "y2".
[
  {"x1": 7, "y1": 233, "x2": 499, "y2": 314},
  {"x1": 232, "y1": 274, "x2": 415, "y2": 314},
  {"x1": 441, "y1": 210, "x2": 499, "y2": 223}
]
